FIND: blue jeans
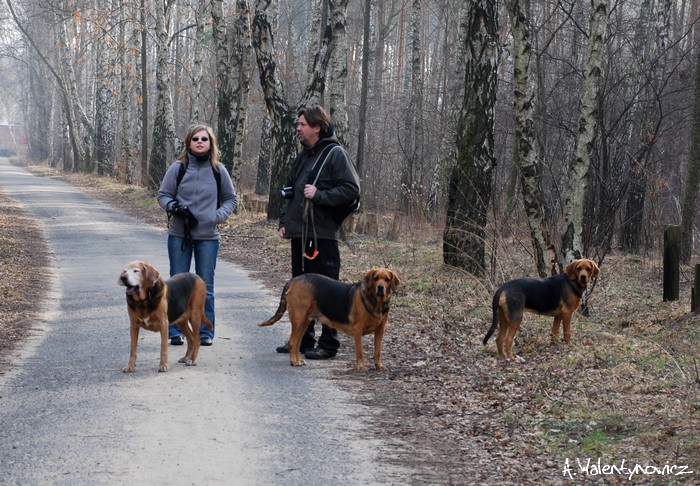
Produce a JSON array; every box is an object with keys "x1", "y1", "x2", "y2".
[{"x1": 167, "y1": 235, "x2": 218, "y2": 340}]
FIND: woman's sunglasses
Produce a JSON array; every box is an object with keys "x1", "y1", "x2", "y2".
[{"x1": 192, "y1": 136, "x2": 209, "y2": 142}]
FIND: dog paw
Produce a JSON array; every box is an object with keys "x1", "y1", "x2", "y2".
[
  {"x1": 158, "y1": 364, "x2": 168, "y2": 372},
  {"x1": 185, "y1": 360, "x2": 197, "y2": 366},
  {"x1": 291, "y1": 359, "x2": 306, "y2": 367},
  {"x1": 123, "y1": 365, "x2": 135, "y2": 373},
  {"x1": 374, "y1": 362, "x2": 385, "y2": 371}
]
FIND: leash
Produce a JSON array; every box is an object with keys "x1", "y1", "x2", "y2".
[
  {"x1": 302, "y1": 200, "x2": 319, "y2": 259},
  {"x1": 182, "y1": 218, "x2": 194, "y2": 251}
]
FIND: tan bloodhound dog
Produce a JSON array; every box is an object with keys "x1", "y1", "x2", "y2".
[{"x1": 118, "y1": 261, "x2": 212, "y2": 372}]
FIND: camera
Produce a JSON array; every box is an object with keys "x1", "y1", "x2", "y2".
[{"x1": 280, "y1": 186, "x2": 294, "y2": 199}]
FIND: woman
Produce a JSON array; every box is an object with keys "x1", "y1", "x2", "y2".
[{"x1": 157, "y1": 125, "x2": 237, "y2": 346}]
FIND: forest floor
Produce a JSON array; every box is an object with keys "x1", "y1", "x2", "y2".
[{"x1": 1, "y1": 160, "x2": 699, "y2": 484}]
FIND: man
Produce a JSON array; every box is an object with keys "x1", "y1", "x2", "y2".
[{"x1": 275, "y1": 104, "x2": 360, "y2": 359}]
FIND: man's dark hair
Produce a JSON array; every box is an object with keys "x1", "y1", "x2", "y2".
[{"x1": 298, "y1": 105, "x2": 330, "y2": 137}]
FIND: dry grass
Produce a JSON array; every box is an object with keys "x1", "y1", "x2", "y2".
[
  {"x1": 4, "y1": 162, "x2": 700, "y2": 484},
  {"x1": 0, "y1": 188, "x2": 50, "y2": 362}
]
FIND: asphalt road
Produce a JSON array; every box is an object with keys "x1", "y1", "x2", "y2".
[{"x1": 0, "y1": 159, "x2": 407, "y2": 485}]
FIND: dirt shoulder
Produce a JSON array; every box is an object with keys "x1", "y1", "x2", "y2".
[
  {"x1": 0, "y1": 190, "x2": 50, "y2": 366},
  {"x1": 2, "y1": 162, "x2": 699, "y2": 484}
]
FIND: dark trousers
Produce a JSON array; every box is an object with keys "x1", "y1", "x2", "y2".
[{"x1": 290, "y1": 238, "x2": 340, "y2": 352}]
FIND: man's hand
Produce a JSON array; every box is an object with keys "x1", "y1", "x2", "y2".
[{"x1": 303, "y1": 184, "x2": 317, "y2": 199}]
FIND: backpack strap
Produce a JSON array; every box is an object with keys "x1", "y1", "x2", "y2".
[{"x1": 212, "y1": 166, "x2": 222, "y2": 209}]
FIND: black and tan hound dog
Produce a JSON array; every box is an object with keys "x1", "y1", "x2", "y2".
[
  {"x1": 484, "y1": 259, "x2": 600, "y2": 360},
  {"x1": 258, "y1": 268, "x2": 400, "y2": 371}
]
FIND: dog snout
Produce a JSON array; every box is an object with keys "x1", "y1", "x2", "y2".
[{"x1": 377, "y1": 284, "x2": 386, "y2": 296}]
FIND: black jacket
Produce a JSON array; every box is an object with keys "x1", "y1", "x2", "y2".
[{"x1": 280, "y1": 135, "x2": 360, "y2": 240}]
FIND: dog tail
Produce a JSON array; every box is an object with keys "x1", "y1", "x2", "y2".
[
  {"x1": 202, "y1": 315, "x2": 214, "y2": 330},
  {"x1": 257, "y1": 280, "x2": 290, "y2": 327},
  {"x1": 483, "y1": 290, "x2": 500, "y2": 345}
]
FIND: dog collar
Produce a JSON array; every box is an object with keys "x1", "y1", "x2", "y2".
[
  {"x1": 568, "y1": 278, "x2": 584, "y2": 297},
  {"x1": 360, "y1": 287, "x2": 389, "y2": 319},
  {"x1": 147, "y1": 279, "x2": 165, "y2": 312}
]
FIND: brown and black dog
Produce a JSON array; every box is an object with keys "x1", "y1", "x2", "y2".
[
  {"x1": 258, "y1": 268, "x2": 400, "y2": 371},
  {"x1": 483, "y1": 258, "x2": 600, "y2": 360},
  {"x1": 118, "y1": 261, "x2": 212, "y2": 372}
]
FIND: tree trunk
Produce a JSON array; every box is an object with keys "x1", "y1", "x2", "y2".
[
  {"x1": 398, "y1": 0, "x2": 422, "y2": 215},
  {"x1": 429, "y1": 1, "x2": 467, "y2": 221},
  {"x1": 443, "y1": 0, "x2": 501, "y2": 276},
  {"x1": 254, "y1": 113, "x2": 272, "y2": 196},
  {"x1": 214, "y1": 0, "x2": 252, "y2": 189},
  {"x1": 119, "y1": 0, "x2": 135, "y2": 184},
  {"x1": 328, "y1": 0, "x2": 349, "y2": 147},
  {"x1": 680, "y1": 42, "x2": 700, "y2": 263},
  {"x1": 139, "y1": 0, "x2": 149, "y2": 181},
  {"x1": 213, "y1": 0, "x2": 236, "y2": 176},
  {"x1": 95, "y1": 21, "x2": 114, "y2": 177},
  {"x1": 252, "y1": 0, "x2": 333, "y2": 221},
  {"x1": 191, "y1": 0, "x2": 207, "y2": 124},
  {"x1": 232, "y1": 0, "x2": 253, "y2": 190},
  {"x1": 506, "y1": 0, "x2": 552, "y2": 277},
  {"x1": 355, "y1": 0, "x2": 371, "y2": 182},
  {"x1": 560, "y1": 0, "x2": 609, "y2": 264},
  {"x1": 148, "y1": 0, "x2": 179, "y2": 190},
  {"x1": 619, "y1": 0, "x2": 655, "y2": 254},
  {"x1": 27, "y1": 61, "x2": 50, "y2": 162},
  {"x1": 6, "y1": 0, "x2": 87, "y2": 171}
]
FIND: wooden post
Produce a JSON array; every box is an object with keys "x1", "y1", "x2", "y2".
[
  {"x1": 663, "y1": 225, "x2": 680, "y2": 302},
  {"x1": 693, "y1": 264, "x2": 700, "y2": 312}
]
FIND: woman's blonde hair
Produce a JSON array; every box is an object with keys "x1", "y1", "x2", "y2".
[{"x1": 177, "y1": 124, "x2": 220, "y2": 170}]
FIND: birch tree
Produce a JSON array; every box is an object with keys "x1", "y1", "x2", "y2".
[
  {"x1": 148, "y1": 0, "x2": 179, "y2": 190},
  {"x1": 138, "y1": 0, "x2": 148, "y2": 180},
  {"x1": 560, "y1": 0, "x2": 609, "y2": 264},
  {"x1": 355, "y1": 0, "x2": 371, "y2": 181},
  {"x1": 506, "y1": 0, "x2": 552, "y2": 276},
  {"x1": 119, "y1": 0, "x2": 135, "y2": 184},
  {"x1": 191, "y1": 0, "x2": 207, "y2": 124},
  {"x1": 6, "y1": 0, "x2": 89, "y2": 171},
  {"x1": 428, "y1": 0, "x2": 466, "y2": 220},
  {"x1": 328, "y1": 0, "x2": 349, "y2": 146},
  {"x1": 232, "y1": 0, "x2": 253, "y2": 188},
  {"x1": 213, "y1": 0, "x2": 252, "y2": 188},
  {"x1": 252, "y1": 0, "x2": 332, "y2": 220},
  {"x1": 95, "y1": 4, "x2": 115, "y2": 177},
  {"x1": 398, "y1": 0, "x2": 423, "y2": 215}
]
